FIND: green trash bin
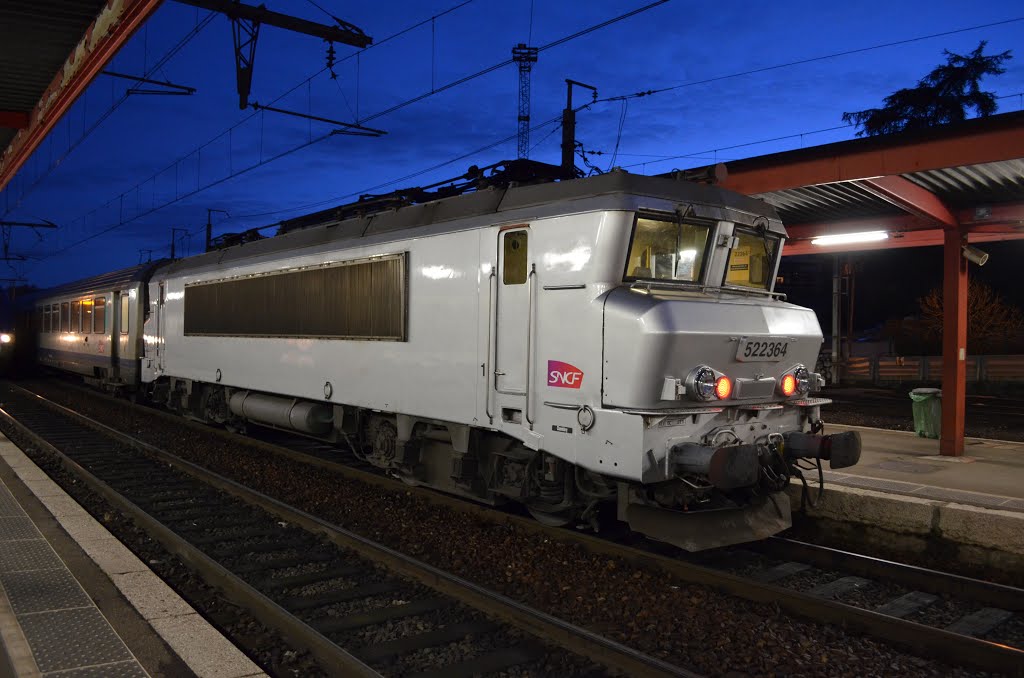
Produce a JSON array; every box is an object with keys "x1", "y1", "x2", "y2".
[{"x1": 910, "y1": 388, "x2": 942, "y2": 439}]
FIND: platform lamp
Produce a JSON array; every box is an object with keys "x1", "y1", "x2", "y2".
[{"x1": 961, "y1": 244, "x2": 989, "y2": 266}]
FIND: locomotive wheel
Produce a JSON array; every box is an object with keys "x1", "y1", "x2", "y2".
[
  {"x1": 395, "y1": 471, "x2": 421, "y2": 487},
  {"x1": 527, "y1": 505, "x2": 578, "y2": 527}
]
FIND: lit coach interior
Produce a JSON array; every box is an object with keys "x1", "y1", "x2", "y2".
[{"x1": 34, "y1": 265, "x2": 153, "y2": 389}]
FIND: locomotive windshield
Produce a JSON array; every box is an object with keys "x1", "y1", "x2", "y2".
[
  {"x1": 724, "y1": 228, "x2": 780, "y2": 291},
  {"x1": 624, "y1": 217, "x2": 710, "y2": 283}
]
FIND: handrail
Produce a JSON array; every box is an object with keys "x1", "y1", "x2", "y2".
[
  {"x1": 525, "y1": 263, "x2": 537, "y2": 429},
  {"x1": 485, "y1": 267, "x2": 496, "y2": 423}
]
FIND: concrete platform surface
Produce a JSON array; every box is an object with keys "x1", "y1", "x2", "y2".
[
  {"x1": 821, "y1": 423, "x2": 1024, "y2": 512},
  {"x1": 789, "y1": 424, "x2": 1024, "y2": 565},
  {"x1": 0, "y1": 434, "x2": 266, "y2": 678}
]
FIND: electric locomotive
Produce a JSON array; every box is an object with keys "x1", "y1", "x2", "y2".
[{"x1": 33, "y1": 162, "x2": 860, "y2": 550}]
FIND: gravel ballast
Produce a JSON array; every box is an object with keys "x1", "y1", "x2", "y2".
[{"x1": 15, "y1": 379, "x2": 1000, "y2": 677}]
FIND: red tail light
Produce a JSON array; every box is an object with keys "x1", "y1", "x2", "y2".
[
  {"x1": 781, "y1": 373, "x2": 797, "y2": 396},
  {"x1": 714, "y1": 376, "x2": 732, "y2": 399}
]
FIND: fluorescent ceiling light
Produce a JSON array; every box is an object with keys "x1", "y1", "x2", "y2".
[{"x1": 811, "y1": 230, "x2": 889, "y2": 246}]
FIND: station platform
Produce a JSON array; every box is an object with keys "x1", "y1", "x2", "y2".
[
  {"x1": 0, "y1": 434, "x2": 265, "y2": 678},
  {"x1": 794, "y1": 423, "x2": 1024, "y2": 569},
  {"x1": 822, "y1": 423, "x2": 1024, "y2": 512}
]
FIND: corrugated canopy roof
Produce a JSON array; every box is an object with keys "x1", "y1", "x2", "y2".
[
  {"x1": 0, "y1": 0, "x2": 161, "y2": 195},
  {"x1": 691, "y1": 110, "x2": 1024, "y2": 255},
  {"x1": 0, "y1": 1, "x2": 107, "y2": 157}
]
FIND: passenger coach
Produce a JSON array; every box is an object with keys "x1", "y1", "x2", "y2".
[{"x1": 35, "y1": 264, "x2": 155, "y2": 389}]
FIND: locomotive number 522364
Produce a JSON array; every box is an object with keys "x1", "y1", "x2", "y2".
[{"x1": 736, "y1": 338, "x2": 791, "y2": 362}]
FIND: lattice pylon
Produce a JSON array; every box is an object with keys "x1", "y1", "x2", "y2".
[{"x1": 512, "y1": 44, "x2": 539, "y2": 159}]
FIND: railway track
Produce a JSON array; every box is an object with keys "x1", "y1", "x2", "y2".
[
  {"x1": 13, "y1": 378, "x2": 1024, "y2": 676},
  {"x1": 0, "y1": 382, "x2": 691, "y2": 678},
  {"x1": 697, "y1": 536, "x2": 1024, "y2": 649}
]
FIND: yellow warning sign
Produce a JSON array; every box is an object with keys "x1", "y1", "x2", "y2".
[{"x1": 727, "y1": 246, "x2": 751, "y2": 283}]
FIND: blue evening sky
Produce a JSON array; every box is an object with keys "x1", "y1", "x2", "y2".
[{"x1": 3, "y1": 0, "x2": 1022, "y2": 288}]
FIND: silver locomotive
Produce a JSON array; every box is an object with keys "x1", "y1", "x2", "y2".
[{"x1": 34, "y1": 164, "x2": 860, "y2": 550}]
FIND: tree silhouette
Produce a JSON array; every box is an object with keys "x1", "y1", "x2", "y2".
[
  {"x1": 919, "y1": 281, "x2": 1024, "y2": 353},
  {"x1": 843, "y1": 41, "x2": 1011, "y2": 137}
]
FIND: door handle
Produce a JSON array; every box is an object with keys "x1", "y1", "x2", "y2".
[
  {"x1": 485, "y1": 268, "x2": 496, "y2": 423},
  {"x1": 525, "y1": 264, "x2": 536, "y2": 429}
]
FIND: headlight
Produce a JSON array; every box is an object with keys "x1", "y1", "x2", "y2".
[
  {"x1": 686, "y1": 366, "x2": 717, "y2": 401},
  {"x1": 686, "y1": 366, "x2": 731, "y2": 401},
  {"x1": 714, "y1": 375, "x2": 732, "y2": 400},
  {"x1": 794, "y1": 365, "x2": 811, "y2": 394},
  {"x1": 779, "y1": 364, "x2": 811, "y2": 397},
  {"x1": 0, "y1": 333, "x2": 11, "y2": 344}
]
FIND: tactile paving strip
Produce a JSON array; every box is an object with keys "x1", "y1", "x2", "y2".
[
  {"x1": 17, "y1": 608, "x2": 134, "y2": 673},
  {"x1": 41, "y1": 661, "x2": 149, "y2": 678},
  {"x1": 0, "y1": 538, "x2": 63, "y2": 573},
  {"x1": 0, "y1": 567, "x2": 93, "y2": 615},
  {"x1": 0, "y1": 487, "x2": 21, "y2": 516},
  {"x1": 0, "y1": 472, "x2": 147, "y2": 676},
  {"x1": 0, "y1": 515, "x2": 41, "y2": 541}
]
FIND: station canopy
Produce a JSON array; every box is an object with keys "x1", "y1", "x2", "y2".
[
  {"x1": 707, "y1": 110, "x2": 1024, "y2": 256},
  {"x1": 0, "y1": 0, "x2": 161, "y2": 194},
  {"x1": 695, "y1": 109, "x2": 1024, "y2": 457}
]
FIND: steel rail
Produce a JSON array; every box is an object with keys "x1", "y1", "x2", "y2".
[
  {"x1": 759, "y1": 537, "x2": 1024, "y2": 612},
  {"x1": 0, "y1": 402, "x2": 380, "y2": 678},
  {"x1": 5, "y1": 384, "x2": 696, "y2": 678},
  {"x1": 26, "y1": 380, "x2": 1024, "y2": 676}
]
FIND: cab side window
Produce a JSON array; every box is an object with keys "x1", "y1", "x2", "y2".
[{"x1": 502, "y1": 231, "x2": 528, "y2": 285}]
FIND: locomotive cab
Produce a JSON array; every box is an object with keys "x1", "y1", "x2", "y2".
[{"x1": 598, "y1": 211, "x2": 860, "y2": 549}]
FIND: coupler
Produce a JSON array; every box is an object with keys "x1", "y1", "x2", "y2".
[
  {"x1": 782, "y1": 430, "x2": 862, "y2": 470},
  {"x1": 669, "y1": 443, "x2": 761, "y2": 489}
]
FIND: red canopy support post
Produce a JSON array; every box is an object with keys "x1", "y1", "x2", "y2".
[{"x1": 940, "y1": 226, "x2": 968, "y2": 456}]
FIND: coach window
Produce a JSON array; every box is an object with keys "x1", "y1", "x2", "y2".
[
  {"x1": 82, "y1": 299, "x2": 94, "y2": 333},
  {"x1": 94, "y1": 298, "x2": 106, "y2": 333},
  {"x1": 503, "y1": 231, "x2": 528, "y2": 284},
  {"x1": 120, "y1": 294, "x2": 129, "y2": 334},
  {"x1": 61, "y1": 302, "x2": 69, "y2": 332},
  {"x1": 71, "y1": 301, "x2": 81, "y2": 332}
]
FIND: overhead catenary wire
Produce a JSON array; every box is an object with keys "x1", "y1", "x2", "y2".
[
  {"x1": 25, "y1": 5, "x2": 1021, "y2": 267},
  {"x1": 607, "y1": 99, "x2": 628, "y2": 171},
  {"x1": 39, "y1": 130, "x2": 341, "y2": 259},
  {"x1": 598, "y1": 15, "x2": 1024, "y2": 105},
  {"x1": 193, "y1": 114, "x2": 566, "y2": 228},
  {"x1": 1, "y1": 10, "x2": 219, "y2": 218},
  {"x1": 115, "y1": 79, "x2": 1024, "y2": 257},
  {"x1": 359, "y1": 0, "x2": 670, "y2": 125},
  {"x1": 27, "y1": 0, "x2": 671, "y2": 263},
  {"x1": 23, "y1": 0, "x2": 483, "y2": 265}
]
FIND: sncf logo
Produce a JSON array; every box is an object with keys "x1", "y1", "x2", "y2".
[{"x1": 548, "y1": 360, "x2": 584, "y2": 389}]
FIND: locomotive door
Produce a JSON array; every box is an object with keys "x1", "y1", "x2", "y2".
[
  {"x1": 494, "y1": 226, "x2": 534, "y2": 423},
  {"x1": 155, "y1": 282, "x2": 165, "y2": 372},
  {"x1": 110, "y1": 292, "x2": 121, "y2": 382}
]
